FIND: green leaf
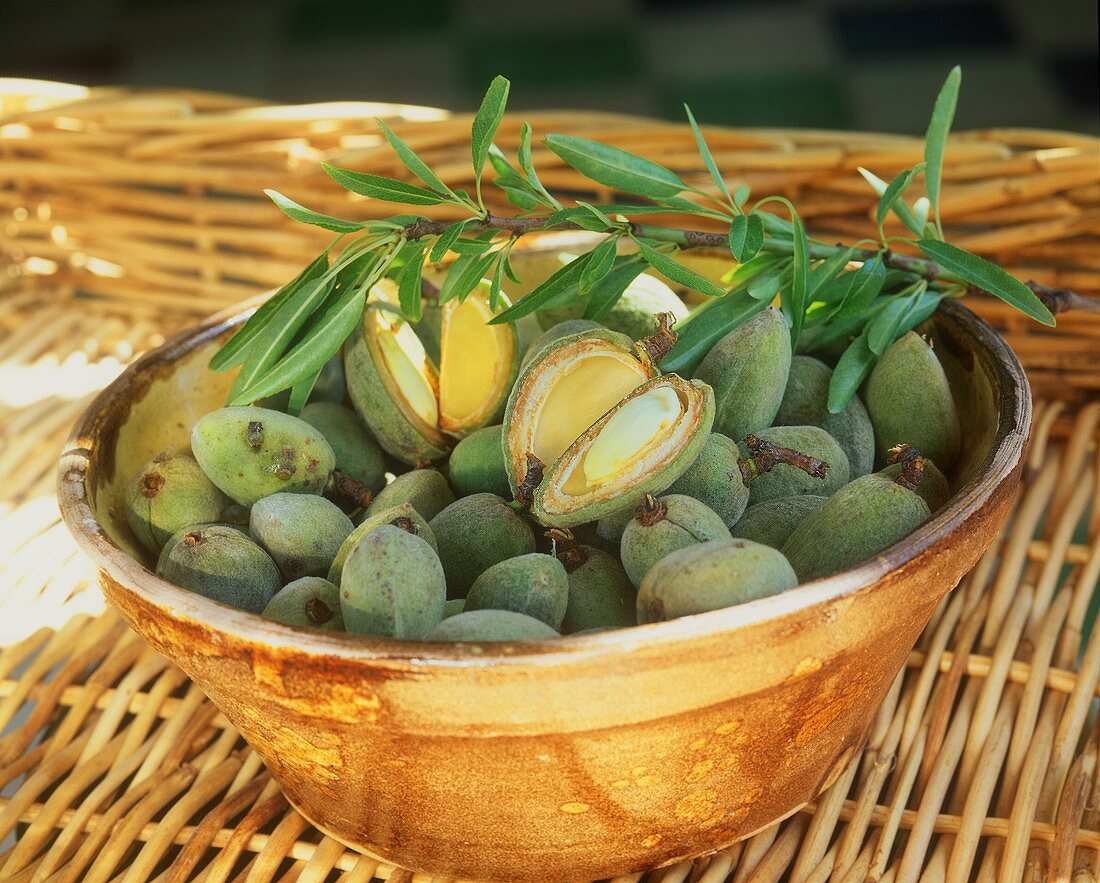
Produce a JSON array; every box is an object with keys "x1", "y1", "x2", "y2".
[
  {"x1": 264, "y1": 190, "x2": 365, "y2": 233},
  {"x1": 544, "y1": 134, "x2": 688, "y2": 199},
  {"x1": 579, "y1": 236, "x2": 619, "y2": 293},
  {"x1": 498, "y1": 181, "x2": 543, "y2": 211},
  {"x1": 429, "y1": 221, "x2": 469, "y2": 263},
  {"x1": 374, "y1": 118, "x2": 456, "y2": 198},
  {"x1": 721, "y1": 252, "x2": 784, "y2": 287},
  {"x1": 471, "y1": 75, "x2": 511, "y2": 206},
  {"x1": 876, "y1": 166, "x2": 921, "y2": 231},
  {"x1": 503, "y1": 253, "x2": 521, "y2": 284},
  {"x1": 747, "y1": 263, "x2": 792, "y2": 302},
  {"x1": 488, "y1": 251, "x2": 507, "y2": 311},
  {"x1": 651, "y1": 195, "x2": 730, "y2": 221},
  {"x1": 230, "y1": 282, "x2": 368, "y2": 406},
  {"x1": 784, "y1": 211, "x2": 810, "y2": 344},
  {"x1": 733, "y1": 184, "x2": 751, "y2": 211},
  {"x1": 489, "y1": 252, "x2": 592, "y2": 325},
  {"x1": 449, "y1": 237, "x2": 496, "y2": 256},
  {"x1": 323, "y1": 164, "x2": 447, "y2": 206},
  {"x1": 866, "y1": 286, "x2": 942, "y2": 354},
  {"x1": 917, "y1": 239, "x2": 1055, "y2": 326},
  {"x1": 807, "y1": 247, "x2": 858, "y2": 301},
  {"x1": 286, "y1": 369, "x2": 321, "y2": 416},
  {"x1": 835, "y1": 256, "x2": 886, "y2": 318},
  {"x1": 575, "y1": 201, "x2": 615, "y2": 228},
  {"x1": 728, "y1": 213, "x2": 764, "y2": 262},
  {"x1": 685, "y1": 104, "x2": 733, "y2": 206},
  {"x1": 398, "y1": 248, "x2": 425, "y2": 322},
  {"x1": 633, "y1": 239, "x2": 726, "y2": 297},
  {"x1": 439, "y1": 250, "x2": 497, "y2": 305},
  {"x1": 227, "y1": 273, "x2": 336, "y2": 402},
  {"x1": 660, "y1": 290, "x2": 768, "y2": 375},
  {"x1": 828, "y1": 334, "x2": 876, "y2": 413},
  {"x1": 584, "y1": 257, "x2": 647, "y2": 321},
  {"x1": 924, "y1": 66, "x2": 961, "y2": 232},
  {"x1": 518, "y1": 122, "x2": 560, "y2": 209},
  {"x1": 210, "y1": 249, "x2": 330, "y2": 371}
]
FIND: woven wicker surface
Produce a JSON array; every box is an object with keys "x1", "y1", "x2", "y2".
[{"x1": 0, "y1": 83, "x2": 1098, "y2": 882}]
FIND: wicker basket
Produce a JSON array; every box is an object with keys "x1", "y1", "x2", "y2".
[
  {"x1": 0, "y1": 81, "x2": 1097, "y2": 882},
  {"x1": 0, "y1": 79, "x2": 1097, "y2": 401}
]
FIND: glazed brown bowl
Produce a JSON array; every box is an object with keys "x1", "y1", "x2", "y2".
[{"x1": 58, "y1": 240, "x2": 1030, "y2": 882}]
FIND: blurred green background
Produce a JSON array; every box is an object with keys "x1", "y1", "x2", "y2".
[{"x1": 3, "y1": 0, "x2": 1097, "y2": 133}]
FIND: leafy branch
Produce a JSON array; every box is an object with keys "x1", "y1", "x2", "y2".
[{"x1": 214, "y1": 67, "x2": 1091, "y2": 415}]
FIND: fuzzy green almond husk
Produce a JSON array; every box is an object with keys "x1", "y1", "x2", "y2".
[
  {"x1": 344, "y1": 308, "x2": 450, "y2": 466},
  {"x1": 367, "y1": 468, "x2": 455, "y2": 521},
  {"x1": 781, "y1": 473, "x2": 931, "y2": 582},
  {"x1": 663, "y1": 433, "x2": 749, "y2": 527},
  {"x1": 191, "y1": 407, "x2": 336, "y2": 506},
  {"x1": 737, "y1": 425, "x2": 850, "y2": 505},
  {"x1": 531, "y1": 375, "x2": 715, "y2": 528},
  {"x1": 774, "y1": 356, "x2": 876, "y2": 478},
  {"x1": 637, "y1": 537, "x2": 797, "y2": 623},
  {"x1": 865, "y1": 331, "x2": 961, "y2": 470},
  {"x1": 559, "y1": 546, "x2": 636, "y2": 633},
  {"x1": 124, "y1": 453, "x2": 229, "y2": 553},
  {"x1": 158, "y1": 525, "x2": 281, "y2": 614},
  {"x1": 423, "y1": 609, "x2": 559, "y2": 641},
  {"x1": 263, "y1": 577, "x2": 345, "y2": 631},
  {"x1": 729, "y1": 495, "x2": 828, "y2": 550},
  {"x1": 448, "y1": 425, "x2": 512, "y2": 498},
  {"x1": 880, "y1": 458, "x2": 950, "y2": 511},
  {"x1": 463, "y1": 552, "x2": 569, "y2": 630},
  {"x1": 328, "y1": 502, "x2": 437, "y2": 585},
  {"x1": 692, "y1": 306, "x2": 791, "y2": 441},
  {"x1": 502, "y1": 325, "x2": 656, "y2": 493},
  {"x1": 620, "y1": 494, "x2": 731, "y2": 588},
  {"x1": 299, "y1": 402, "x2": 387, "y2": 492}
]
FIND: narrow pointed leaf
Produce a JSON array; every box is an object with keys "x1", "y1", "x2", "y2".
[
  {"x1": 230, "y1": 283, "x2": 368, "y2": 405},
  {"x1": 828, "y1": 334, "x2": 876, "y2": 413},
  {"x1": 471, "y1": 76, "x2": 511, "y2": 199},
  {"x1": 917, "y1": 239, "x2": 1054, "y2": 325},
  {"x1": 876, "y1": 166, "x2": 919, "y2": 229},
  {"x1": 579, "y1": 236, "x2": 619, "y2": 293},
  {"x1": 227, "y1": 273, "x2": 335, "y2": 402},
  {"x1": 866, "y1": 287, "x2": 942, "y2": 354},
  {"x1": 429, "y1": 221, "x2": 469, "y2": 263},
  {"x1": 924, "y1": 66, "x2": 961, "y2": 224},
  {"x1": 634, "y1": 239, "x2": 726, "y2": 297},
  {"x1": 287, "y1": 369, "x2": 321, "y2": 416},
  {"x1": 544, "y1": 134, "x2": 687, "y2": 199},
  {"x1": 398, "y1": 248, "x2": 425, "y2": 322},
  {"x1": 375, "y1": 118, "x2": 455, "y2": 197},
  {"x1": 721, "y1": 252, "x2": 784, "y2": 286},
  {"x1": 488, "y1": 251, "x2": 507, "y2": 311},
  {"x1": 835, "y1": 256, "x2": 886, "y2": 318},
  {"x1": 489, "y1": 252, "x2": 592, "y2": 324},
  {"x1": 440, "y1": 250, "x2": 497, "y2": 305},
  {"x1": 585, "y1": 257, "x2": 647, "y2": 321},
  {"x1": 518, "y1": 122, "x2": 560, "y2": 209},
  {"x1": 323, "y1": 164, "x2": 446, "y2": 205},
  {"x1": 728, "y1": 213, "x2": 764, "y2": 262},
  {"x1": 659, "y1": 289, "x2": 768, "y2": 375},
  {"x1": 210, "y1": 249, "x2": 330, "y2": 371},
  {"x1": 685, "y1": 104, "x2": 733, "y2": 205},
  {"x1": 264, "y1": 190, "x2": 365, "y2": 233},
  {"x1": 733, "y1": 184, "x2": 751, "y2": 210},
  {"x1": 784, "y1": 211, "x2": 810, "y2": 344}
]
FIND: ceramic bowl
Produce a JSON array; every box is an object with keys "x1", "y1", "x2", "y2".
[{"x1": 58, "y1": 239, "x2": 1030, "y2": 882}]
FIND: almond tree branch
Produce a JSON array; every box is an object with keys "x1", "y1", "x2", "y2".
[{"x1": 403, "y1": 215, "x2": 1092, "y2": 314}]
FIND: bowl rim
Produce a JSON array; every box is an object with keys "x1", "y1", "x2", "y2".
[{"x1": 57, "y1": 295, "x2": 1030, "y2": 670}]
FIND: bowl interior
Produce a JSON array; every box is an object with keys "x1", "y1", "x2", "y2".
[{"x1": 83, "y1": 232, "x2": 1015, "y2": 637}]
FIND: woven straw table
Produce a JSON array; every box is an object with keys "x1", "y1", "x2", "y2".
[{"x1": 0, "y1": 82, "x2": 1097, "y2": 882}]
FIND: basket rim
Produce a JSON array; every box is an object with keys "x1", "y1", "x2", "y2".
[{"x1": 56, "y1": 259, "x2": 1031, "y2": 671}]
